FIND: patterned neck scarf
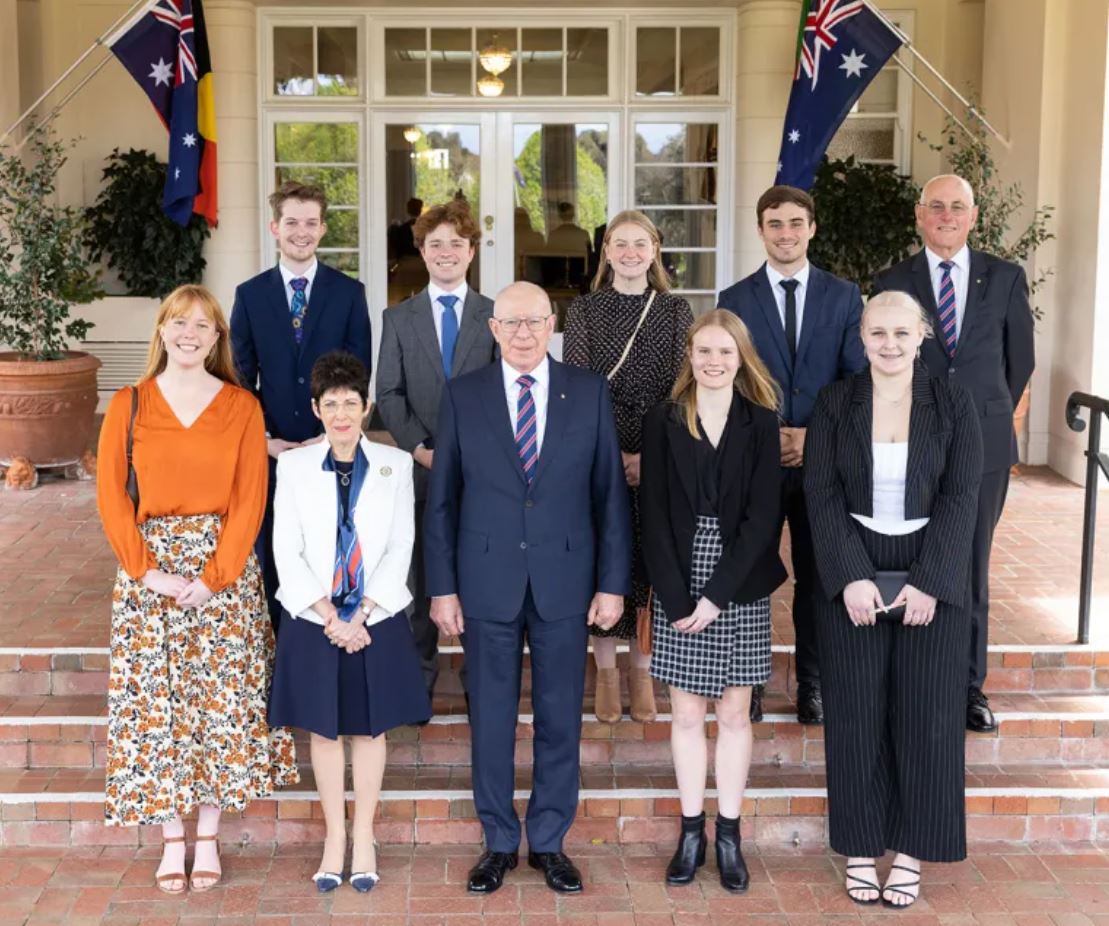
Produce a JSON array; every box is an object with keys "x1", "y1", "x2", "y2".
[{"x1": 322, "y1": 444, "x2": 368, "y2": 622}]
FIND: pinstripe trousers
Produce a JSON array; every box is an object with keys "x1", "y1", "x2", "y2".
[{"x1": 816, "y1": 524, "x2": 969, "y2": 863}]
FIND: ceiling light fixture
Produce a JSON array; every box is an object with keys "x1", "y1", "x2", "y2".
[
  {"x1": 477, "y1": 74, "x2": 504, "y2": 97},
  {"x1": 479, "y1": 35, "x2": 513, "y2": 76},
  {"x1": 402, "y1": 126, "x2": 422, "y2": 144}
]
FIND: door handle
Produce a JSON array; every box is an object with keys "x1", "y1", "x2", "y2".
[{"x1": 484, "y1": 214, "x2": 494, "y2": 230}]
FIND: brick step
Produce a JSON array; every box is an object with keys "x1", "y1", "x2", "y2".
[
  {"x1": 3, "y1": 643, "x2": 1108, "y2": 696},
  {"x1": 3, "y1": 692, "x2": 1108, "y2": 770},
  {"x1": 1, "y1": 761, "x2": 1107, "y2": 848}
]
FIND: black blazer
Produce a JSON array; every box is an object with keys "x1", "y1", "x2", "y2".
[
  {"x1": 871, "y1": 248, "x2": 1034, "y2": 473},
  {"x1": 804, "y1": 363, "x2": 983, "y2": 608},
  {"x1": 640, "y1": 395, "x2": 787, "y2": 623}
]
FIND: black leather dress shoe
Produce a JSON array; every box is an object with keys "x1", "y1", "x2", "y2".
[
  {"x1": 749, "y1": 684, "x2": 764, "y2": 723},
  {"x1": 528, "y1": 851, "x2": 583, "y2": 893},
  {"x1": 967, "y1": 686, "x2": 997, "y2": 733},
  {"x1": 796, "y1": 683, "x2": 824, "y2": 725},
  {"x1": 467, "y1": 850, "x2": 518, "y2": 893}
]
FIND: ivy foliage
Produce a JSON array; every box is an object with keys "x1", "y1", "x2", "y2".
[
  {"x1": 0, "y1": 130, "x2": 101, "y2": 361},
  {"x1": 807, "y1": 155, "x2": 920, "y2": 294},
  {"x1": 84, "y1": 148, "x2": 210, "y2": 297}
]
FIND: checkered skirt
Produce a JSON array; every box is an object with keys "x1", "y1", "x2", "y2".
[{"x1": 650, "y1": 515, "x2": 771, "y2": 697}]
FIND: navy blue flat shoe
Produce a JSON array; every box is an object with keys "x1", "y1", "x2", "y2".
[
  {"x1": 312, "y1": 871, "x2": 343, "y2": 893},
  {"x1": 350, "y1": 871, "x2": 380, "y2": 893}
]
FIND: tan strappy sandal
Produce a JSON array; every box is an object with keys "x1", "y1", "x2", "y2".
[
  {"x1": 155, "y1": 835, "x2": 187, "y2": 895},
  {"x1": 189, "y1": 834, "x2": 222, "y2": 892}
]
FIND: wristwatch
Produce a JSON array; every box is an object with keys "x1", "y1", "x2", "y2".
[{"x1": 359, "y1": 601, "x2": 372, "y2": 619}]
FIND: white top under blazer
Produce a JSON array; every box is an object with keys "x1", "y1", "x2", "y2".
[
  {"x1": 849, "y1": 442, "x2": 931, "y2": 536},
  {"x1": 272, "y1": 435, "x2": 415, "y2": 627}
]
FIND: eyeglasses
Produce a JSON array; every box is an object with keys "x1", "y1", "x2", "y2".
[
  {"x1": 493, "y1": 315, "x2": 552, "y2": 334},
  {"x1": 923, "y1": 201, "x2": 972, "y2": 216},
  {"x1": 318, "y1": 399, "x2": 364, "y2": 415}
]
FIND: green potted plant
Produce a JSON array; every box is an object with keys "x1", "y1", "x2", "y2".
[
  {"x1": 0, "y1": 128, "x2": 103, "y2": 485},
  {"x1": 85, "y1": 148, "x2": 210, "y2": 296}
]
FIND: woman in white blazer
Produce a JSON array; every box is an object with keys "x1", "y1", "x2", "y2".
[{"x1": 268, "y1": 351, "x2": 432, "y2": 895}]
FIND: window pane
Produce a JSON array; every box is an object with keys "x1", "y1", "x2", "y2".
[
  {"x1": 385, "y1": 28, "x2": 426, "y2": 95},
  {"x1": 325, "y1": 209, "x2": 359, "y2": 248},
  {"x1": 431, "y1": 28, "x2": 472, "y2": 96},
  {"x1": 827, "y1": 118, "x2": 896, "y2": 161},
  {"x1": 274, "y1": 26, "x2": 314, "y2": 96},
  {"x1": 666, "y1": 252, "x2": 715, "y2": 290},
  {"x1": 635, "y1": 166, "x2": 717, "y2": 206},
  {"x1": 317, "y1": 27, "x2": 358, "y2": 96},
  {"x1": 477, "y1": 29, "x2": 518, "y2": 97},
  {"x1": 567, "y1": 28, "x2": 607, "y2": 96},
  {"x1": 275, "y1": 166, "x2": 359, "y2": 206},
  {"x1": 274, "y1": 123, "x2": 358, "y2": 163},
  {"x1": 635, "y1": 123, "x2": 718, "y2": 164},
  {"x1": 855, "y1": 69, "x2": 897, "y2": 113},
  {"x1": 680, "y1": 27, "x2": 719, "y2": 95},
  {"x1": 642, "y1": 209, "x2": 716, "y2": 248},
  {"x1": 636, "y1": 27, "x2": 676, "y2": 96},
  {"x1": 522, "y1": 29, "x2": 563, "y2": 96},
  {"x1": 682, "y1": 293, "x2": 717, "y2": 316},
  {"x1": 321, "y1": 251, "x2": 360, "y2": 277}
]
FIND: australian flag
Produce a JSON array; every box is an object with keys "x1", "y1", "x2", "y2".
[
  {"x1": 107, "y1": 0, "x2": 217, "y2": 226},
  {"x1": 775, "y1": 0, "x2": 903, "y2": 190}
]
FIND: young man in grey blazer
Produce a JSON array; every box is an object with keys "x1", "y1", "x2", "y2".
[{"x1": 376, "y1": 200, "x2": 497, "y2": 701}]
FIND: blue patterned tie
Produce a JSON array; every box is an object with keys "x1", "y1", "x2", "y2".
[
  {"x1": 937, "y1": 261, "x2": 958, "y2": 357},
  {"x1": 515, "y1": 374, "x2": 538, "y2": 483},
  {"x1": 439, "y1": 294, "x2": 459, "y2": 377},
  {"x1": 289, "y1": 277, "x2": 308, "y2": 345}
]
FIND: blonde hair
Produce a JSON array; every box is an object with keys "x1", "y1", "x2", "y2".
[
  {"x1": 140, "y1": 284, "x2": 240, "y2": 384},
  {"x1": 590, "y1": 210, "x2": 672, "y2": 293},
  {"x1": 670, "y1": 309, "x2": 781, "y2": 439},
  {"x1": 862, "y1": 290, "x2": 935, "y2": 340}
]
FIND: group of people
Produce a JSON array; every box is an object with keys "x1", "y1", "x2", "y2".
[{"x1": 96, "y1": 171, "x2": 1034, "y2": 910}]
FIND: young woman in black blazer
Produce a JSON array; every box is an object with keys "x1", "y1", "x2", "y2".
[
  {"x1": 804, "y1": 291, "x2": 983, "y2": 909},
  {"x1": 640, "y1": 309, "x2": 787, "y2": 892}
]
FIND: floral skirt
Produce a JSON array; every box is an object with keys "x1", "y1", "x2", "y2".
[{"x1": 105, "y1": 514, "x2": 299, "y2": 826}]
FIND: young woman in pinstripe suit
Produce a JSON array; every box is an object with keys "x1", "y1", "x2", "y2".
[{"x1": 804, "y1": 291, "x2": 983, "y2": 909}]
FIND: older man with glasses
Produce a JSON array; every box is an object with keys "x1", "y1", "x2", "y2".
[
  {"x1": 424, "y1": 281, "x2": 631, "y2": 896},
  {"x1": 872, "y1": 173, "x2": 1035, "y2": 734}
]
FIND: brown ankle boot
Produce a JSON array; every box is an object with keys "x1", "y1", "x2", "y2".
[
  {"x1": 629, "y1": 668, "x2": 657, "y2": 722},
  {"x1": 594, "y1": 667, "x2": 622, "y2": 723}
]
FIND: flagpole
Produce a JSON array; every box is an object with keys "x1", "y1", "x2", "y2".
[
  {"x1": 0, "y1": 0, "x2": 153, "y2": 145},
  {"x1": 863, "y1": 0, "x2": 1011, "y2": 149},
  {"x1": 889, "y1": 54, "x2": 985, "y2": 151},
  {"x1": 13, "y1": 56, "x2": 115, "y2": 153}
]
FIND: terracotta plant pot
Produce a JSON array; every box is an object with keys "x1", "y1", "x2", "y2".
[{"x1": 0, "y1": 351, "x2": 102, "y2": 468}]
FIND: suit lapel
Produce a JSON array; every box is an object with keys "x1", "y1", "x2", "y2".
[
  {"x1": 451, "y1": 290, "x2": 488, "y2": 377},
  {"x1": 266, "y1": 267, "x2": 299, "y2": 355},
  {"x1": 752, "y1": 266, "x2": 792, "y2": 373},
  {"x1": 794, "y1": 266, "x2": 824, "y2": 370},
  {"x1": 480, "y1": 363, "x2": 527, "y2": 485},
  {"x1": 718, "y1": 394, "x2": 751, "y2": 505},
  {"x1": 666, "y1": 415, "x2": 697, "y2": 512},
  {"x1": 849, "y1": 370, "x2": 874, "y2": 468},
  {"x1": 911, "y1": 249, "x2": 939, "y2": 317},
  {"x1": 956, "y1": 249, "x2": 990, "y2": 355},
  {"x1": 531, "y1": 359, "x2": 570, "y2": 488},
  {"x1": 298, "y1": 264, "x2": 330, "y2": 354},
  {"x1": 413, "y1": 290, "x2": 446, "y2": 382},
  {"x1": 905, "y1": 363, "x2": 935, "y2": 493}
]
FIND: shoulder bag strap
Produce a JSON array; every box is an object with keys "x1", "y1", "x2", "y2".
[{"x1": 606, "y1": 289, "x2": 657, "y2": 383}]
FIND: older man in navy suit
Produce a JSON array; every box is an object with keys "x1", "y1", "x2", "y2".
[
  {"x1": 718, "y1": 185, "x2": 866, "y2": 725},
  {"x1": 424, "y1": 281, "x2": 631, "y2": 896},
  {"x1": 230, "y1": 181, "x2": 372, "y2": 629},
  {"x1": 872, "y1": 174, "x2": 1035, "y2": 734}
]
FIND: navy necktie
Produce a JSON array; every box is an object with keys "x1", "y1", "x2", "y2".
[
  {"x1": 780, "y1": 278, "x2": 799, "y2": 365},
  {"x1": 439, "y1": 294, "x2": 459, "y2": 377}
]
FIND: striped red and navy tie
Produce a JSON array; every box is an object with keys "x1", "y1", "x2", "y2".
[
  {"x1": 515, "y1": 374, "x2": 538, "y2": 483},
  {"x1": 937, "y1": 260, "x2": 958, "y2": 356}
]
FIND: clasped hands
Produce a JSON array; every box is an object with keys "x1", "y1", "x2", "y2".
[
  {"x1": 141, "y1": 569, "x2": 214, "y2": 609},
  {"x1": 430, "y1": 591, "x2": 625, "y2": 637},
  {"x1": 842, "y1": 579, "x2": 937, "y2": 627},
  {"x1": 314, "y1": 599, "x2": 372, "y2": 653},
  {"x1": 780, "y1": 427, "x2": 806, "y2": 468}
]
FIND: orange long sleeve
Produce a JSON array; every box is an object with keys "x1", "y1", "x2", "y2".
[{"x1": 95, "y1": 380, "x2": 269, "y2": 593}]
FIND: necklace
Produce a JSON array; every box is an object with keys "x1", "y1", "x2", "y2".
[
  {"x1": 875, "y1": 385, "x2": 911, "y2": 406},
  {"x1": 338, "y1": 472, "x2": 351, "y2": 487}
]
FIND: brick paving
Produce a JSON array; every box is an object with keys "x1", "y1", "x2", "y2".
[
  {"x1": 1, "y1": 465, "x2": 1107, "y2": 649},
  {"x1": 1, "y1": 842, "x2": 1109, "y2": 925}
]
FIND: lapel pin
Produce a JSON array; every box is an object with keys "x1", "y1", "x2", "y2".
[
  {"x1": 976, "y1": 278, "x2": 982, "y2": 284},
  {"x1": 561, "y1": 393, "x2": 566, "y2": 399},
  {"x1": 380, "y1": 466, "x2": 392, "y2": 477}
]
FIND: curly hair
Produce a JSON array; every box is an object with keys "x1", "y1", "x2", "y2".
[{"x1": 310, "y1": 351, "x2": 369, "y2": 404}]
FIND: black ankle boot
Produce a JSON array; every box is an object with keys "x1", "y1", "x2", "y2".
[
  {"x1": 665, "y1": 812, "x2": 706, "y2": 885},
  {"x1": 714, "y1": 815, "x2": 749, "y2": 893}
]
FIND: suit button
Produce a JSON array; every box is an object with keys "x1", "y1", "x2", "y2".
[
  {"x1": 297, "y1": 377, "x2": 305, "y2": 384},
  {"x1": 793, "y1": 388, "x2": 800, "y2": 395},
  {"x1": 948, "y1": 368, "x2": 955, "y2": 375},
  {"x1": 525, "y1": 499, "x2": 534, "y2": 508},
  {"x1": 520, "y1": 542, "x2": 528, "y2": 550},
  {"x1": 294, "y1": 411, "x2": 299, "y2": 416}
]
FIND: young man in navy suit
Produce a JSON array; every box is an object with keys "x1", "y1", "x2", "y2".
[
  {"x1": 424, "y1": 281, "x2": 630, "y2": 896},
  {"x1": 230, "y1": 181, "x2": 372, "y2": 630},
  {"x1": 718, "y1": 185, "x2": 865, "y2": 725},
  {"x1": 872, "y1": 174, "x2": 1035, "y2": 734}
]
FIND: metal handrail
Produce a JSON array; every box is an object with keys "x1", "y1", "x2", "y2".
[{"x1": 1064, "y1": 392, "x2": 1109, "y2": 644}]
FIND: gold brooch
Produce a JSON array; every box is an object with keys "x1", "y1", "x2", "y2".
[{"x1": 380, "y1": 466, "x2": 392, "y2": 477}]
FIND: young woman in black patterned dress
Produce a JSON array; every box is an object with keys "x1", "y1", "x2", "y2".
[{"x1": 563, "y1": 210, "x2": 693, "y2": 723}]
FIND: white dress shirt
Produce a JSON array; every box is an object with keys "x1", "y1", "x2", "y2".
[
  {"x1": 850, "y1": 442, "x2": 930, "y2": 536},
  {"x1": 428, "y1": 281, "x2": 468, "y2": 348},
  {"x1": 502, "y1": 356, "x2": 550, "y2": 455},
  {"x1": 925, "y1": 245, "x2": 970, "y2": 340},
  {"x1": 764, "y1": 261, "x2": 811, "y2": 347},
  {"x1": 279, "y1": 259, "x2": 319, "y2": 310}
]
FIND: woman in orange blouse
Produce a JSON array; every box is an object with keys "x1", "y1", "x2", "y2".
[{"x1": 97, "y1": 285, "x2": 298, "y2": 895}]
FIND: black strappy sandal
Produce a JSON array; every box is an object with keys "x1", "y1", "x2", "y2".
[
  {"x1": 881, "y1": 862, "x2": 921, "y2": 909},
  {"x1": 845, "y1": 862, "x2": 880, "y2": 905}
]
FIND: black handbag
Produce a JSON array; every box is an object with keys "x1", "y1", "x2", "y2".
[
  {"x1": 125, "y1": 386, "x2": 140, "y2": 512},
  {"x1": 873, "y1": 570, "x2": 909, "y2": 623}
]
